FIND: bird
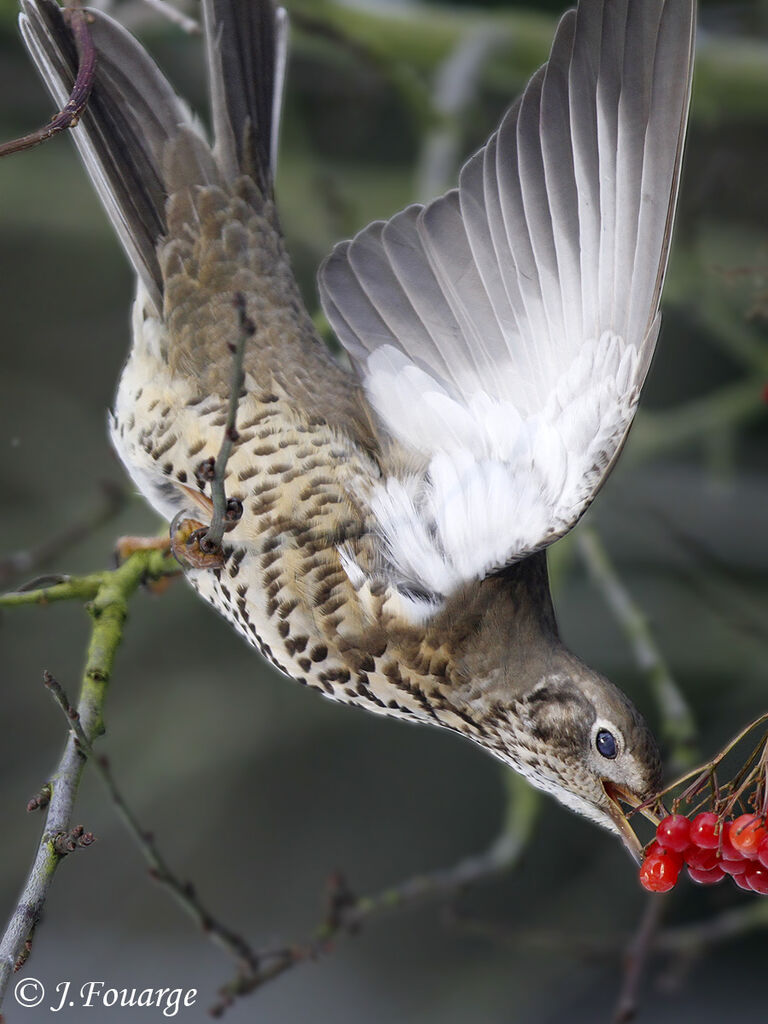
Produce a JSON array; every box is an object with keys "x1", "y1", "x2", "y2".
[{"x1": 18, "y1": 0, "x2": 695, "y2": 862}]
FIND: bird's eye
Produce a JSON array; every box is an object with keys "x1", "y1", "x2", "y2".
[{"x1": 596, "y1": 729, "x2": 618, "y2": 759}]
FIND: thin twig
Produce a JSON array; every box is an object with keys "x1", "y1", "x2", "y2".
[
  {"x1": 211, "y1": 773, "x2": 539, "y2": 1016},
  {"x1": 201, "y1": 294, "x2": 252, "y2": 554},
  {"x1": 0, "y1": 7, "x2": 95, "y2": 159},
  {"x1": 656, "y1": 898, "x2": 768, "y2": 953},
  {"x1": 139, "y1": 0, "x2": 200, "y2": 34},
  {"x1": 643, "y1": 505, "x2": 768, "y2": 653},
  {"x1": 0, "y1": 482, "x2": 126, "y2": 589},
  {"x1": 613, "y1": 896, "x2": 668, "y2": 1024},
  {"x1": 0, "y1": 550, "x2": 179, "y2": 1008},
  {"x1": 577, "y1": 526, "x2": 698, "y2": 774},
  {"x1": 43, "y1": 673, "x2": 258, "y2": 973},
  {"x1": 3, "y1": 555, "x2": 537, "y2": 1016},
  {"x1": 653, "y1": 712, "x2": 768, "y2": 810},
  {"x1": 446, "y1": 897, "x2": 768, "y2": 963}
]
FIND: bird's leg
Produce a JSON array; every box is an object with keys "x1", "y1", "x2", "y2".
[
  {"x1": 114, "y1": 535, "x2": 176, "y2": 594},
  {"x1": 115, "y1": 535, "x2": 171, "y2": 560}
]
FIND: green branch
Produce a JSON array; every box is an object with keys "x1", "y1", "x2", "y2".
[
  {"x1": 629, "y1": 377, "x2": 766, "y2": 465},
  {"x1": 577, "y1": 527, "x2": 698, "y2": 775},
  {"x1": 0, "y1": 573, "x2": 106, "y2": 607},
  {"x1": 0, "y1": 549, "x2": 179, "y2": 1005}
]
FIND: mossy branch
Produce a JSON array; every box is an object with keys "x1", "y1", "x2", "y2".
[
  {"x1": 0, "y1": 549, "x2": 179, "y2": 1006},
  {"x1": 0, "y1": 529, "x2": 539, "y2": 1017}
]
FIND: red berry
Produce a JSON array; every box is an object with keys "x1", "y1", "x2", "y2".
[
  {"x1": 639, "y1": 853, "x2": 681, "y2": 893},
  {"x1": 685, "y1": 846, "x2": 719, "y2": 872},
  {"x1": 721, "y1": 856, "x2": 750, "y2": 877},
  {"x1": 644, "y1": 840, "x2": 683, "y2": 868},
  {"x1": 656, "y1": 814, "x2": 692, "y2": 853},
  {"x1": 687, "y1": 865, "x2": 726, "y2": 886},
  {"x1": 746, "y1": 864, "x2": 768, "y2": 895},
  {"x1": 732, "y1": 871, "x2": 754, "y2": 892},
  {"x1": 757, "y1": 834, "x2": 768, "y2": 870},
  {"x1": 720, "y1": 822, "x2": 746, "y2": 862},
  {"x1": 690, "y1": 812, "x2": 720, "y2": 849},
  {"x1": 729, "y1": 814, "x2": 767, "y2": 857}
]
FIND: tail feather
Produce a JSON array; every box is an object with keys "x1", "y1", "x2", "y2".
[
  {"x1": 19, "y1": 0, "x2": 202, "y2": 312},
  {"x1": 203, "y1": 0, "x2": 287, "y2": 190},
  {"x1": 19, "y1": 0, "x2": 288, "y2": 313}
]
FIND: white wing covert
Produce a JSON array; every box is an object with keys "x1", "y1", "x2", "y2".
[{"x1": 319, "y1": 0, "x2": 695, "y2": 614}]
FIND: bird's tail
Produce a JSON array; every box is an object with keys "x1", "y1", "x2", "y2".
[
  {"x1": 203, "y1": 0, "x2": 288, "y2": 193},
  {"x1": 18, "y1": 0, "x2": 287, "y2": 316}
]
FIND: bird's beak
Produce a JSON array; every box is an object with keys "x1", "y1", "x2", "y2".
[
  {"x1": 179, "y1": 484, "x2": 215, "y2": 517},
  {"x1": 602, "y1": 781, "x2": 663, "y2": 864}
]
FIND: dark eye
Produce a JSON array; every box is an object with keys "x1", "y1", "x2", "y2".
[{"x1": 596, "y1": 729, "x2": 618, "y2": 759}]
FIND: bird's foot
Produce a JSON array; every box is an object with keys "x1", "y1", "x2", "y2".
[{"x1": 169, "y1": 514, "x2": 226, "y2": 570}]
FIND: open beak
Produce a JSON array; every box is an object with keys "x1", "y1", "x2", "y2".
[{"x1": 603, "y1": 781, "x2": 665, "y2": 864}]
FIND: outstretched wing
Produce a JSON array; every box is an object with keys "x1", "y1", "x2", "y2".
[{"x1": 319, "y1": 0, "x2": 695, "y2": 606}]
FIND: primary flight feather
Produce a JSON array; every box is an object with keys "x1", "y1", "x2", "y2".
[{"x1": 319, "y1": 0, "x2": 693, "y2": 607}]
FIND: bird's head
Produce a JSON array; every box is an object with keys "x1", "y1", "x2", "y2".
[
  {"x1": 435, "y1": 558, "x2": 664, "y2": 860},
  {"x1": 496, "y1": 664, "x2": 663, "y2": 861}
]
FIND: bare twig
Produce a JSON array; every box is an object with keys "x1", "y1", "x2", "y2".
[
  {"x1": 0, "y1": 482, "x2": 126, "y2": 589},
  {"x1": 577, "y1": 526, "x2": 698, "y2": 774},
  {"x1": 0, "y1": 7, "x2": 95, "y2": 159},
  {"x1": 697, "y1": 269, "x2": 768, "y2": 375},
  {"x1": 656, "y1": 898, "x2": 768, "y2": 953},
  {"x1": 613, "y1": 896, "x2": 668, "y2": 1024},
  {"x1": 201, "y1": 294, "x2": 252, "y2": 554},
  {"x1": 2, "y1": 548, "x2": 537, "y2": 1017},
  {"x1": 139, "y1": 0, "x2": 200, "y2": 34},
  {"x1": 643, "y1": 505, "x2": 768, "y2": 653},
  {"x1": 0, "y1": 549, "x2": 179, "y2": 1008},
  {"x1": 43, "y1": 671, "x2": 258, "y2": 974},
  {"x1": 416, "y1": 22, "x2": 500, "y2": 198},
  {"x1": 211, "y1": 772, "x2": 539, "y2": 1016},
  {"x1": 652, "y1": 712, "x2": 768, "y2": 810},
  {"x1": 445, "y1": 897, "x2": 768, "y2": 967}
]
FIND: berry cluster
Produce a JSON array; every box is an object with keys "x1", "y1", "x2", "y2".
[{"x1": 639, "y1": 813, "x2": 768, "y2": 894}]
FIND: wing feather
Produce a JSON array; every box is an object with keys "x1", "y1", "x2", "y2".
[{"x1": 318, "y1": 0, "x2": 696, "y2": 609}]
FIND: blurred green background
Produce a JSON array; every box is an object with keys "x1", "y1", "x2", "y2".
[{"x1": 1, "y1": 1, "x2": 767, "y2": 1021}]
